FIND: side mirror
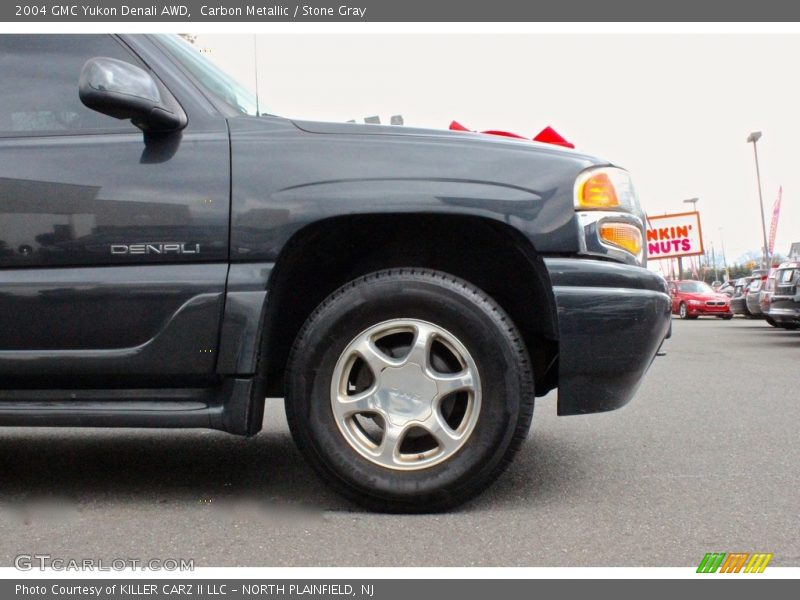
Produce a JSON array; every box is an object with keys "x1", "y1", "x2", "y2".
[{"x1": 79, "y1": 57, "x2": 187, "y2": 132}]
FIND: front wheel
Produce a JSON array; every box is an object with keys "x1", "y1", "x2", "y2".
[
  {"x1": 285, "y1": 269, "x2": 535, "y2": 512},
  {"x1": 679, "y1": 302, "x2": 689, "y2": 319}
]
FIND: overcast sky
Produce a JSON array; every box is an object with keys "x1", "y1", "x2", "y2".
[{"x1": 195, "y1": 33, "x2": 799, "y2": 269}]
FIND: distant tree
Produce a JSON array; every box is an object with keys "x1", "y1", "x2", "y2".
[
  {"x1": 737, "y1": 250, "x2": 762, "y2": 265},
  {"x1": 770, "y1": 253, "x2": 787, "y2": 267}
]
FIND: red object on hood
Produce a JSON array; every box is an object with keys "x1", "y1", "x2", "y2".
[
  {"x1": 449, "y1": 120, "x2": 471, "y2": 132},
  {"x1": 532, "y1": 126, "x2": 575, "y2": 149},
  {"x1": 480, "y1": 129, "x2": 527, "y2": 139},
  {"x1": 449, "y1": 120, "x2": 574, "y2": 149}
]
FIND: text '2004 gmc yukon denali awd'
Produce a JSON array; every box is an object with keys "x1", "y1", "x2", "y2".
[{"x1": 0, "y1": 34, "x2": 671, "y2": 511}]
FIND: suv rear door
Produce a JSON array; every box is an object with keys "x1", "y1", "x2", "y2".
[{"x1": 0, "y1": 35, "x2": 231, "y2": 387}]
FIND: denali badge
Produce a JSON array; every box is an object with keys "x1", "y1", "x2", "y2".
[{"x1": 110, "y1": 243, "x2": 200, "y2": 255}]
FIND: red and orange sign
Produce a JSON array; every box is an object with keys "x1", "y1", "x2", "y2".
[{"x1": 646, "y1": 211, "x2": 704, "y2": 260}]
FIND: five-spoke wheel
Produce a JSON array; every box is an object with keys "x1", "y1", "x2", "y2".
[
  {"x1": 331, "y1": 319, "x2": 481, "y2": 470},
  {"x1": 285, "y1": 269, "x2": 535, "y2": 511}
]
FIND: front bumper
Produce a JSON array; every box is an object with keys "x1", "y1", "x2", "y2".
[
  {"x1": 545, "y1": 258, "x2": 671, "y2": 416},
  {"x1": 687, "y1": 304, "x2": 732, "y2": 317}
]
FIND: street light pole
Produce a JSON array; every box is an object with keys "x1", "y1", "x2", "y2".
[{"x1": 747, "y1": 131, "x2": 770, "y2": 269}]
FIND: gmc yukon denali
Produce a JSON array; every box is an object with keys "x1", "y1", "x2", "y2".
[{"x1": 0, "y1": 34, "x2": 671, "y2": 511}]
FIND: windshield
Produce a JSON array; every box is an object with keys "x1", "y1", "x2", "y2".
[
  {"x1": 155, "y1": 34, "x2": 260, "y2": 116},
  {"x1": 677, "y1": 281, "x2": 714, "y2": 294}
]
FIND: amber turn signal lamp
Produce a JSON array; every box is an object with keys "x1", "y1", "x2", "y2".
[{"x1": 599, "y1": 222, "x2": 642, "y2": 256}]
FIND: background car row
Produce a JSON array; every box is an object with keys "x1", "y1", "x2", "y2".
[{"x1": 715, "y1": 262, "x2": 800, "y2": 329}]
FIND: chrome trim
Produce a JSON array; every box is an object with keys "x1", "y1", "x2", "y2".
[{"x1": 576, "y1": 210, "x2": 645, "y2": 266}]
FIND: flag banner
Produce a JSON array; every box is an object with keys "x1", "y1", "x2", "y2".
[
  {"x1": 690, "y1": 256, "x2": 699, "y2": 279},
  {"x1": 768, "y1": 186, "x2": 782, "y2": 256}
]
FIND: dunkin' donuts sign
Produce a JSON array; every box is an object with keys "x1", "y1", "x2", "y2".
[{"x1": 646, "y1": 211, "x2": 704, "y2": 259}]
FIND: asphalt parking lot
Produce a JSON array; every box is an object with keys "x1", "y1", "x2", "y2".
[{"x1": 0, "y1": 317, "x2": 797, "y2": 567}]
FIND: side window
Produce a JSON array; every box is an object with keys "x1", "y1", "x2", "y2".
[{"x1": 0, "y1": 35, "x2": 142, "y2": 136}]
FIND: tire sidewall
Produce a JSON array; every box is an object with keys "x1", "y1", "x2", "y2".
[{"x1": 287, "y1": 273, "x2": 528, "y2": 506}]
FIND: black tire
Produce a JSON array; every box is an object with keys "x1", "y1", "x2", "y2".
[
  {"x1": 765, "y1": 316, "x2": 778, "y2": 327},
  {"x1": 679, "y1": 302, "x2": 689, "y2": 319},
  {"x1": 284, "y1": 268, "x2": 535, "y2": 512},
  {"x1": 779, "y1": 323, "x2": 800, "y2": 331}
]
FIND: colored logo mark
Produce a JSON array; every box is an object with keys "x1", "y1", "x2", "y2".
[{"x1": 697, "y1": 552, "x2": 773, "y2": 573}]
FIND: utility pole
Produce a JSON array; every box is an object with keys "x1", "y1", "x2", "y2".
[
  {"x1": 682, "y1": 197, "x2": 699, "y2": 280},
  {"x1": 719, "y1": 227, "x2": 729, "y2": 280},
  {"x1": 710, "y1": 241, "x2": 718, "y2": 282}
]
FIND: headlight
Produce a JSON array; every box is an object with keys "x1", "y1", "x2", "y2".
[
  {"x1": 689, "y1": 300, "x2": 702, "y2": 306},
  {"x1": 575, "y1": 167, "x2": 640, "y2": 212}
]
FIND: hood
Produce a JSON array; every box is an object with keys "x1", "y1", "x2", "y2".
[
  {"x1": 290, "y1": 119, "x2": 600, "y2": 161},
  {"x1": 682, "y1": 292, "x2": 729, "y2": 302},
  {"x1": 226, "y1": 114, "x2": 630, "y2": 264}
]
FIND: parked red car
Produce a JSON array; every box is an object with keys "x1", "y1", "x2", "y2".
[{"x1": 667, "y1": 280, "x2": 733, "y2": 319}]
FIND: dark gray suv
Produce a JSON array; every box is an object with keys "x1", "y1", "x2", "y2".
[{"x1": 0, "y1": 34, "x2": 670, "y2": 510}]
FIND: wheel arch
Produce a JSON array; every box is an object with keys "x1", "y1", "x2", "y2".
[{"x1": 258, "y1": 212, "x2": 560, "y2": 399}]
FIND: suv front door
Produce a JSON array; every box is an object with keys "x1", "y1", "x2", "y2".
[{"x1": 0, "y1": 35, "x2": 231, "y2": 387}]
